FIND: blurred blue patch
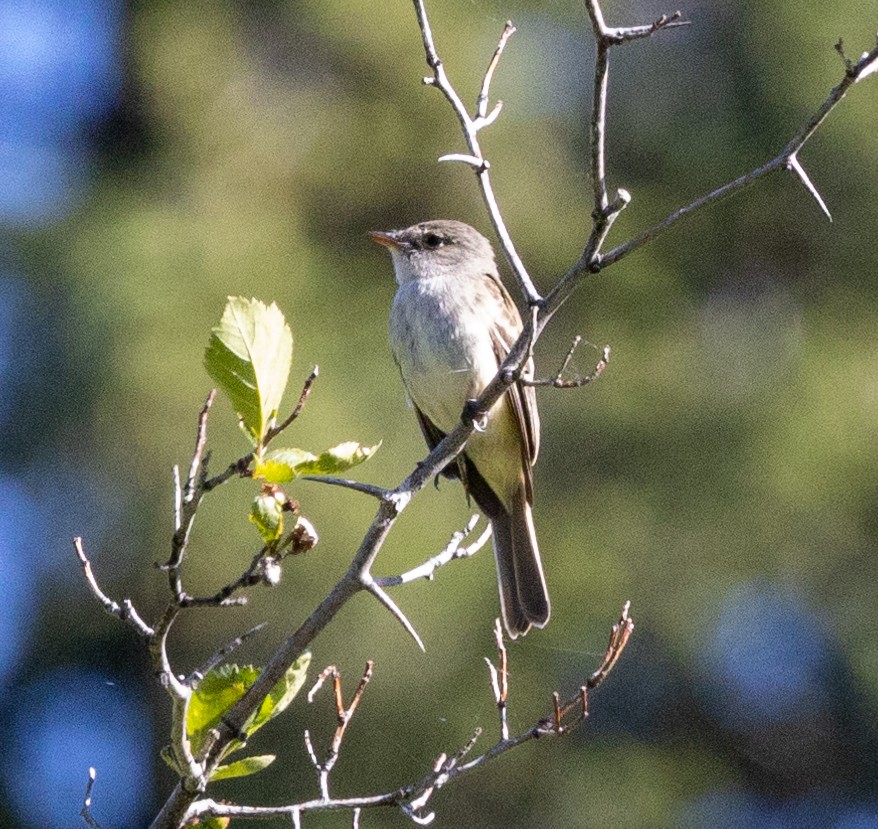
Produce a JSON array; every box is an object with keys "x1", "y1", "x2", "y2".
[
  {"x1": 21, "y1": 458, "x2": 128, "y2": 580},
  {"x1": 0, "y1": 478, "x2": 38, "y2": 684},
  {"x1": 680, "y1": 790, "x2": 878, "y2": 829},
  {"x1": 699, "y1": 580, "x2": 831, "y2": 728},
  {"x1": 0, "y1": 0, "x2": 123, "y2": 226},
  {"x1": 0, "y1": 272, "x2": 33, "y2": 426},
  {"x1": 2, "y1": 666, "x2": 153, "y2": 829}
]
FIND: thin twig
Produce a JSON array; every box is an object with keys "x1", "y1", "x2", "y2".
[
  {"x1": 265, "y1": 366, "x2": 319, "y2": 443},
  {"x1": 305, "y1": 663, "x2": 375, "y2": 800},
  {"x1": 587, "y1": 600, "x2": 634, "y2": 689},
  {"x1": 597, "y1": 36, "x2": 878, "y2": 270},
  {"x1": 203, "y1": 368, "x2": 319, "y2": 492},
  {"x1": 74, "y1": 538, "x2": 153, "y2": 637},
  {"x1": 80, "y1": 767, "x2": 102, "y2": 829},
  {"x1": 522, "y1": 341, "x2": 611, "y2": 388},
  {"x1": 413, "y1": 0, "x2": 540, "y2": 304},
  {"x1": 491, "y1": 619, "x2": 509, "y2": 740},
  {"x1": 374, "y1": 514, "x2": 492, "y2": 587},
  {"x1": 183, "y1": 605, "x2": 632, "y2": 825},
  {"x1": 475, "y1": 21, "x2": 515, "y2": 123}
]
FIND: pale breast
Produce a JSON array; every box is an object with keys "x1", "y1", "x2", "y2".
[{"x1": 389, "y1": 278, "x2": 500, "y2": 433}]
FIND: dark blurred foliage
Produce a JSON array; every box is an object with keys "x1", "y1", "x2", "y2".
[{"x1": 2, "y1": 0, "x2": 878, "y2": 827}]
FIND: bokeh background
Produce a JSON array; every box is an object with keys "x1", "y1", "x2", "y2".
[{"x1": 2, "y1": 0, "x2": 878, "y2": 826}]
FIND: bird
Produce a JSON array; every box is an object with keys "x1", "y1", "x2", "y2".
[{"x1": 371, "y1": 219, "x2": 550, "y2": 637}]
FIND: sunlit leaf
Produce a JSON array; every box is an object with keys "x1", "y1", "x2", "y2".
[
  {"x1": 187, "y1": 664, "x2": 260, "y2": 753},
  {"x1": 247, "y1": 652, "x2": 312, "y2": 736},
  {"x1": 204, "y1": 297, "x2": 293, "y2": 446},
  {"x1": 253, "y1": 448, "x2": 318, "y2": 483},
  {"x1": 210, "y1": 754, "x2": 276, "y2": 781},
  {"x1": 249, "y1": 490, "x2": 285, "y2": 542},
  {"x1": 186, "y1": 656, "x2": 311, "y2": 755},
  {"x1": 288, "y1": 441, "x2": 381, "y2": 477}
]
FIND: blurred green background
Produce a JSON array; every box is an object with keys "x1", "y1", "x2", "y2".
[{"x1": 2, "y1": 0, "x2": 878, "y2": 826}]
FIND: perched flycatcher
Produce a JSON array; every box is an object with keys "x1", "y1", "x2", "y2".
[{"x1": 371, "y1": 219, "x2": 550, "y2": 637}]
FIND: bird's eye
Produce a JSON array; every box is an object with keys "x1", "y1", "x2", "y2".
[{"x1": 422, "y1": 232, "x2": 444, "y2": 249}]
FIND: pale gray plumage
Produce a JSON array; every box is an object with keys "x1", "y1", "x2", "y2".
[{"x1": 371, "y1": 219, "x2": 550, "y2": 637}]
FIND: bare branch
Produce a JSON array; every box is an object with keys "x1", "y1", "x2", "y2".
[
  {"x1": 412, "y1": 0, "x2": 540, "y2": 305},
  {"x1": 597, "y1": 36, "x2": 878, "y2": 270},
  {"x1": 305, "y1": 663, "x2": 375, "y2": 800},
  {"x1": 184, "y1": 607, "x2": 633, "y2": 826},
  {"x1": 374, "y1": 514, "x2": 491, "y2": 587},
  {"x1": 522, "y1": 339, "x2": 611, "y2": 389},
  {"x1": 74, "y1": 538, "x2": 153, "y2": 637},
  {"x1": 80, "y1": 767, "x2": 102, "y2": 829}
]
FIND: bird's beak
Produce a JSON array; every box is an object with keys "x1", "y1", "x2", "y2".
[{"x1": 369, "y1": 230, "x2": 402, "y2": 250}]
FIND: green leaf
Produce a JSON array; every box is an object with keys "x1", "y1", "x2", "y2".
[
  {"x1": 210, "y1": 754, "x2": 276, "y2": 781},
  {"x1": 186, "y1": 655, "x2": 311, "y2": 754},
  {"x1": 288, "y1": 441, "x2": 381, "y2": 477},
  {"x1": 249, "y1": 490, "x2": 284, "y2": 542},
  {"x1": 196, "y1": 818, "x2": 230, "y2": 829},
  {"x1": 247, "y1": 651, "x2": 312, "y2": 736},
  {"x1": 187, "y1": 664, "x2": 261, "y2": 754},
  {"x1": 253, "y1": 448, "x2": 318, "y2": 483},
  {"x1": 204, "y1": 297, "x2": 293, "y2": 446}
]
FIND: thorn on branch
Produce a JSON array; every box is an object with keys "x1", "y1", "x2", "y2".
[
  {"x1": 301, "y1": 476, "x2": 391, "y2": 500},
  {"x1": 366, "y1": 582, "x2": 425, "y2": 652},
  {"x1": 835, "y1": 38, "x2": 855, "y2": 74},
  {"x1": 186, "y1": 622, "x2": 267, "y2": 687},
  {"x1": 787, "y1": 153, "x2": 832, "y2": 222}
]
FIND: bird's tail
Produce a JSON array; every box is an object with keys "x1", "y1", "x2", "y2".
[{"x1": 491, "y1": 485, "x2": 550, "y2": 639}]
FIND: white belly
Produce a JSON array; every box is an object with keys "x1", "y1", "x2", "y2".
[{"x1": 389, "y1": 277, "x2": 524, "y2": 500}]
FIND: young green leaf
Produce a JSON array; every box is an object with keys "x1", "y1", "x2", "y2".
[
  {"x1": 196, "y1": 817, "x2": 230, "y2": 829},
  {"x1": 187, "y1": 664, "x2": 261, "y2": 754},
  {"x1": 186, "y1": 655, "x2": 312, "y2": 755},
  {"x1": 204, "y1": 297, "x2": 293, "y2": 446},
  {"x1": 247, "y1": 651, "x2": 312, "y2": 736},
  {"x1": 253, "y1": 448, "x2": 318, "y2": 483},
  {"x1": 258, "y1": 441, "x2": 381, "y2": 481},
  {"x1": 249, "y1": 490, "x2": 285, "y2": 543},
  {"x1": 210, "y1": 754, "x2": 276, "y2": 781}
]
